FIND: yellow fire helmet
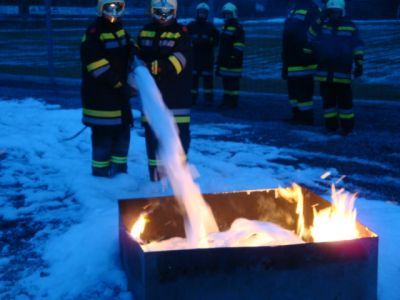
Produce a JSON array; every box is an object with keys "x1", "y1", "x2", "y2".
[
  {"x1": 222, "y1": 2, "x2": 238, "y2": 19},
  {"x1": 196, "y1": 2, "x2": 210, "y2": 12},
  {"x1": 151, "y1": 0, "x2": 178, "y2": 24},
  {"x1": 326, "y1": 0, "x2": 345, "y2": 11},
  {"x1": 97, "y1": 0, "x2": 126, "y2": 22}
]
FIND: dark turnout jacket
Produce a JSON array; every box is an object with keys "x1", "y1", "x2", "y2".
[
  {"x1": 136, "y1": 20, "x2": 192, "y2": 110},
  {"x1": 80, "y1": 17, "x2": 134, "y2": 127},
  {"x1": 282, "y1": 0, "x2": 320, "y2": 77},
  {"x1": 308, "y1": 16, "x2": 364, "y2": 84},
  {"x1": 187, "y1": 19, "x2": 219, "y2": 73},
  {"x1": 217, "y1": 18, "x2": 245, "y2": 77}
]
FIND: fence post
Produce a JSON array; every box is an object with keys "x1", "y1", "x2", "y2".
[{"x1": 45, "y1": 0, "x2": 56, "y2": 86}]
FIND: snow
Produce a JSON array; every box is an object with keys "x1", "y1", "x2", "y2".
[{"x1": 0, "y1": 98, "x2": 399, "y2": 299}]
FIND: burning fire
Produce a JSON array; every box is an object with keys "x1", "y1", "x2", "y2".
[
  {"x1": 311, "y1": 184, "x2": 359, "y2": 243},
  {"x1": 129, "y1": 184, "x2": 361, "y2": 248},
  {"x1": 130, "y1": 213, "x2": 149, "y2": 244}
]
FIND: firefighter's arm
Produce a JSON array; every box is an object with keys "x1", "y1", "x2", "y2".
[
  {"x1": 149, "y1": 28, "x2": 192, "y2": 76},
  {"x1": 352, "y1": 25, "x2": 364, "y2": 78},
  {"x1": 231, "y1": 26, "x2": 245, "y2": 60},
  {"x1": 81, "y1": 28, "x2": 124, "y2": 89},
  {"x1": 212, "y1": 26, "x2": 220, "y2": 47}
]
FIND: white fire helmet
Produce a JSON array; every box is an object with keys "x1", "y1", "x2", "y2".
[
  {"x1": 97, "y1": 0, "x2": 126, "y2": 21},
  {"x1": 151, "y1": 0, "x2": 178, "y2": 24},
  {"x1": 196, "y1": 2, "x2": 210, "y2": 12},
  {"x1": 222, "y1": 2, "x2": 238, "y2": 19},
  {"x1": 326, "y1": 0, "x2": 345, "y2": 11}
]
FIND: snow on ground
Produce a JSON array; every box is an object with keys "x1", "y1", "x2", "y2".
[{"x1": 0, "y1": 98, "x2": 399, "y2": 299}]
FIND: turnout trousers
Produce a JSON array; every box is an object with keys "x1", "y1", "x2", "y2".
[
  {"x1": 221, "y1": 76, "x2": 240, "y2": 109},
  {"x1": 91, "y1": 126, "x2": 130, "y2": 177},
  {"x1": 143, "y1": 117, "x2": 191, "y2": 182},
  {"x1": 287, "y1": 76, "x2": 314, "y2": 124},
  {"x1": 192, "y1": 71, "x2": 214, "y2": 105},
  {"x1": 320, "y1": 82, "x2": 355, "y2": 134}
]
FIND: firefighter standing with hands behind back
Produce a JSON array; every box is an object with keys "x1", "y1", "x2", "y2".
[
  {"x1": 282, "y1": 0, "x2": 320, "y2": 125},
  {"x1": 136, "y1": 0, "x2": 192, "y2": 182},
  {"x1": 308, "y1": 0, "x2": 364, "y2": 135},
  {"x1": 187, "y1": 2, "x2": 219, "y2": 106},
  {"x1": 80, "y1": 0, "x2": 135, "y2": 177},
  {"x1": 216, "y1": 2, "x2": 245, "y2": 110}
]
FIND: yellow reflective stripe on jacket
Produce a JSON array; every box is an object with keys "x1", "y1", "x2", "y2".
[
  {"x1": 315, "y1": 76, "x2": 328, "y2": 82},
  {"x1": 100, "y1": 33, "x2": 115, "y2": 40},
  {"x1": 140, "y1": 30, "x2": 156, "y2": 38},
  {"x1": 354, "y1": 50, "x2": 364, "y2": 55},
  {"x1": 333, "y1": 78, "x2": 352, "y2": 84},
  {"x1": 116, "y1": 29, "x2": 125, "y2": 38},
  {"x1": 83, "y1": 108, "x2": 122, "y2": 118},
  {"x1": 149, "y1": 159, "x2": 162, "y2": 166},
  {"x1": 142, "y1": 115, "x2": 190, "y2": 123},
  {"x1": 220, "y1": 67, "x2": 243, "y2": 72},
  {"x1": 227, "y1": 26, "x2": 236, "y2": 31},
  {"x1": 288, "y1": 64, "x2": 317, "y2": 72},
  {"x1": 338, "y1": 26, "x2": 355, "y2": 31},
  {"x1": 294, "y1": 9, "x2": 308, "y2": 15},
  {"x1": 81, "y1": 34, "x2": 86, "y2": 43},
  {"x1": 113, "y1": 82, "x2": 123, "y2": 88},
  {"x1": 161, "y1": 32, "x2": 181, "y2": 39},
  {"x1": 339, "y1": 113, "x2": 355, "y2": 119},
  {"x1": 324, "y1": 112, "x2": 338, "y2": 118},
  {"x1": 87, "y1": 58, "x2": 109, "y2": 72},
  {"x1": 168, "y1": 55, "x2": 183, "y2": 74}
]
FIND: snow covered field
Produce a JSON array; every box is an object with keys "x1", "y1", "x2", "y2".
[{"x1": 0, "y1": 98, "x2": 399, "y2": 299}]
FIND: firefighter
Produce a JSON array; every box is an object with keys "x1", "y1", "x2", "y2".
[
  {"x1": 80, "y1": 0, "x2": 135, "y2": 177},
  {"x1": 308, "y1": 0, "x2": 364, "y2": 135},
  {"x1": 187, "y1": 2, "x2": 219, "y2": 106},
  {"x1": 282, "y1": 0, "x2": 320, "y2": 124},
  {"x1": 136, "y1": 0, "x2": 192, "y2": 182},
  {"x1": 216, "y1": 2, "x2": 245, "y2": 109}
]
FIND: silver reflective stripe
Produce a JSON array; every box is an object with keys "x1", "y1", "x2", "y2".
[
  {"x1": 322, "y1": 29, "x2": 332, "y2": 35},
  {"x1": 120, "y1": 39, "x2": 127, "y2": 46},
  {"x1": 339, "y1": 109, "x2": 354, "y2": 114},
  {"x1": 170, "y1": 109, "x2": 191, "y2": 115},
  {"x1": 292, "y1": 14, "x2": 306, "y2": 21},
  {"x1": 91, "y1": 65, "x2": 110, "y2": 78},
  {"x1": 317, "y1": 71, "x2": 328, "y2": 76},
  {"x1": 82, "y1": 116, "x2": 122, "y2": 125},
  {"x1": 104, "y1": 41, "x2": 120, "y2": 49},
  {"x1": 202, "y1": 71, "x2": 212, "y2": 76},
  {"x1": 223, "y1": 31, "x2": 234, "y2": 36},
  {"x1": 173, "y1": 52, "x2": 186, "y2": 68},
  {"x1": 160, "y1": 40, "x2": 175, "y2": 47},
  {"x1": 288, "y1": 70, "x2": 315, "y2": 76}
]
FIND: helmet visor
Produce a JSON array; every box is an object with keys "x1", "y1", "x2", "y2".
[
  {"x1": 153, "y1": 8, "x2": 175, "y2": 22},
  {"x1": 103, "y1": 2, "x2": 125, "y2": 17}
]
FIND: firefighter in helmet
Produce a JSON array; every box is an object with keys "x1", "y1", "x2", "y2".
[
  {"x1": 216, "y1": 2, "x2": 245, "y2": 109},
  {"x1": 187, "y1": 2, "x2": 219, "y2": 106},
  {"x1": 282, "y1": 0, "x2": 320, "y2": 124},
  {"x1": 136, "y1": 0, "x2": 192, "y2": 181},
  {"x1": 80, "y1": 0, "x2": 135, "y2": 177},
  {"x1": 308, "y1": 0, "x2": 364, "y2": 135}
]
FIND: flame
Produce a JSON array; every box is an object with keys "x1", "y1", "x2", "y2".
[
  {"x1": 311, "y1": 184, "x2": 359, "y2": 242},
  {"x1": 130, "y1": 213, "x2": 149, "y2": 243}
]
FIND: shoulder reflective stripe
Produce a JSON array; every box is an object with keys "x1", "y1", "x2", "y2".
[
  {"x1": 354, "y1": 50, "x2": 364, "y2": 55},
  {"x1": 100, "y1": 33, "x2": 115, "y2": 40},
  {"x1": 227, "y1": 26, "x2": 236, "y2": 31},
  {"x1": 338, "y1": 26, "x2": 355, "y2": 31},
  {"x1": 83, "y1": 116, "x2": 122, "y2": 126},
  {"x1": 173, "y1": 52, "x2": 187, "y2": 68},
  {"x1": 87, "y1": 58, "x2": 109, "y2": 72},
  {"x1": 292, "y1": 15, "x2": 306, "y2": 21},
  {"x1": 83, "y1": 108, "x2": 122, "y2": 118},
  {"x1": 141, "y1": 39, "x2": 153, "y2": 46},
  {"x1": 168, "y1": 55, "x2": 183, "y2": 74},
  {"x1": 233, "y1": 42, "x2": 245, "y2": 49},
  {"x1": 116, "y1": 29, "x2": 125, "y2": 38},
  {"x1": 140, "y1": 31, "x2": 156, "y2": 38},
  {"x1": 324, "y1": 112, "x2": 338, "y2": 118},
  {"x1": 298, "y1": 101, "x2": 313, "y2": 111},
  {"x1": 91, "y1": 65, "x2": 110, "y2": 78},
  {"x1": 92, "y1": 160, "x2": 111, "y2": 168},
  {"x1": 170, "y1": 109, "x2": 191, "y2": 115},
  {"x1": 160, "y1": 32, "x2": 181, "y2": 39}
]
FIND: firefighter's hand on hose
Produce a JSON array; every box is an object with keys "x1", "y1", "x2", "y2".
[{"x1": 353, "y1": 65, "x2": 363, "y2": 79}]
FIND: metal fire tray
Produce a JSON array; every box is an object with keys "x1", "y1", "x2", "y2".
[{"x1": 119, "y1": 187, "x2": 378, "y2": 300}]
